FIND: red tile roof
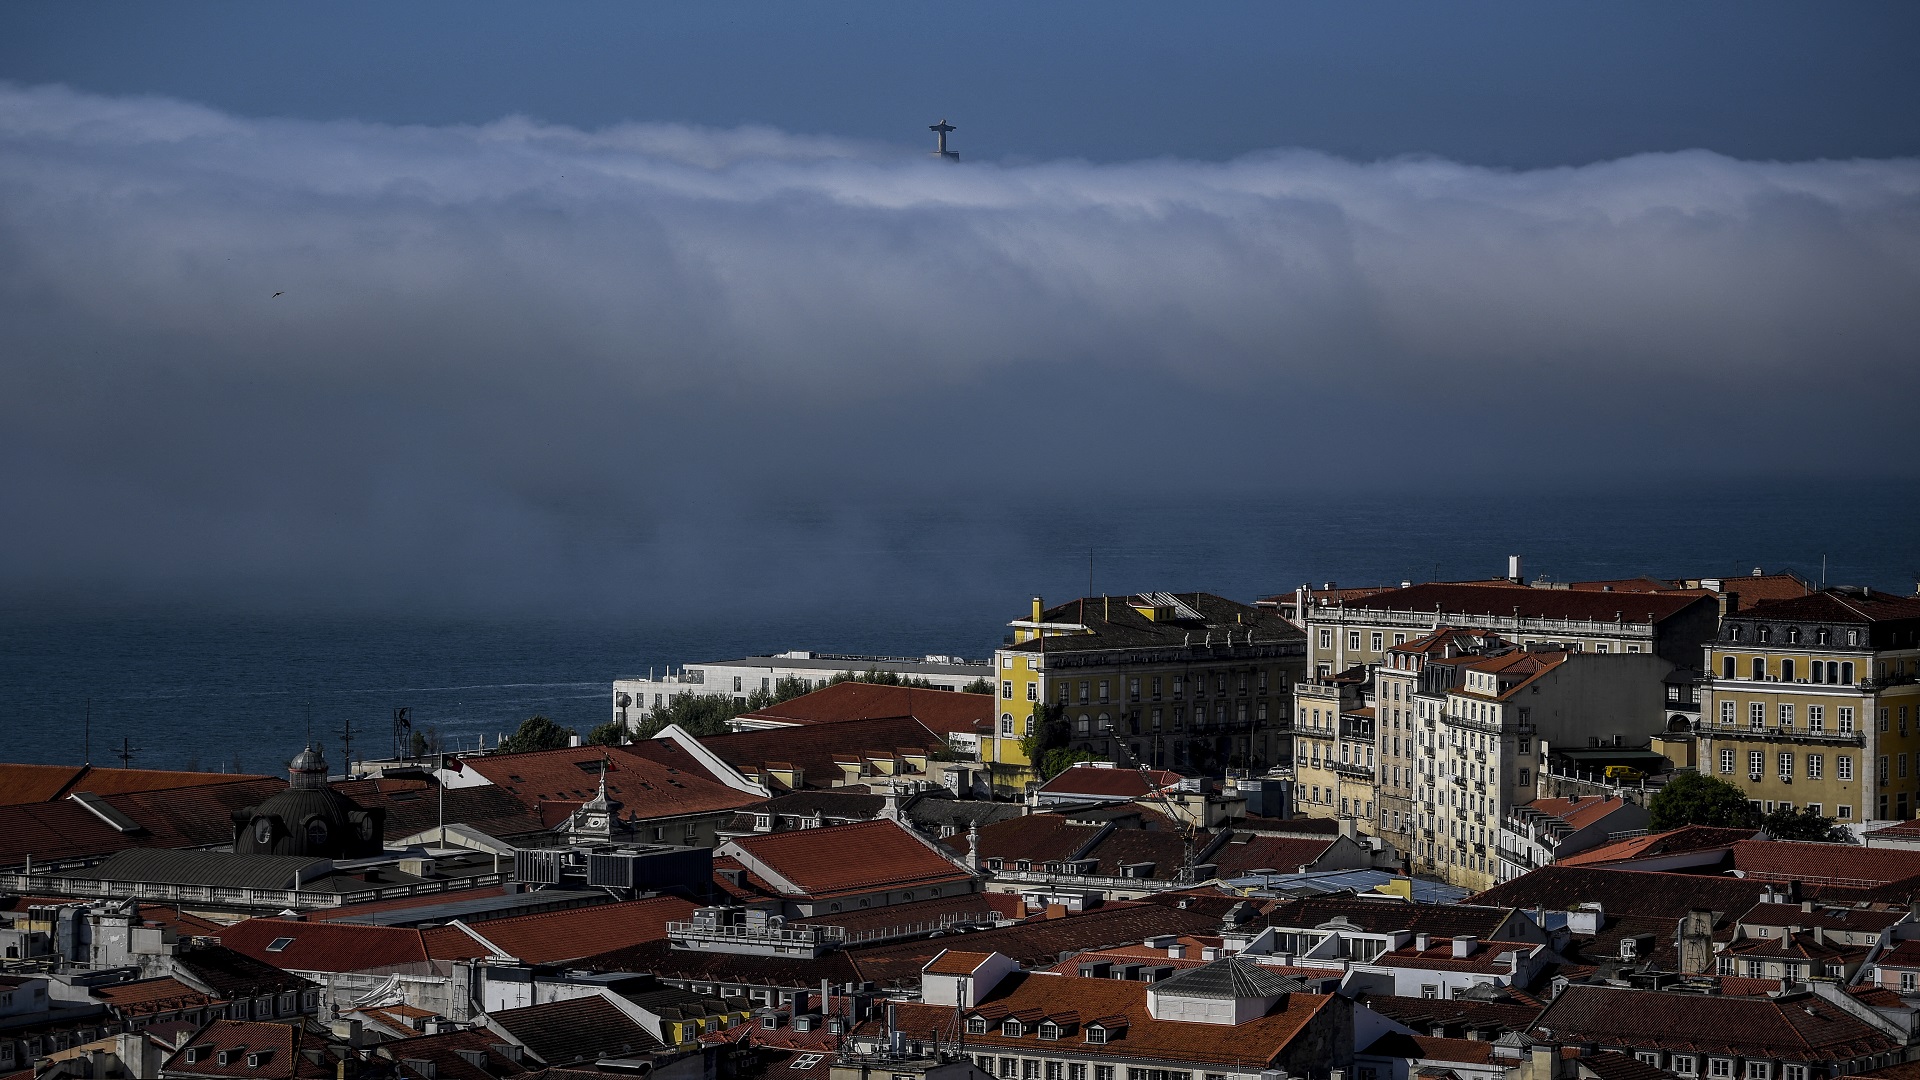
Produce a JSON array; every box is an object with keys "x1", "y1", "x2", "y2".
[
  {"x1": 942, "y1": 814, "x2": 1105, "y2": 865},
  {"x1": 218, "y1": 919, "x2": 430, "y2": 973},
  {"x1": 0, "y1": 777, "x2": 287, "y2": 867},
  {"x1": 1037, "y1": 765, "x2": 1183, "y2": 799},
  {"x1": 846, "y1": 902, "x2": 1223, "y2": 987},
  {"x1": 461, "y1": 746, "x2": 756, "y2": 820},
  {"x1": 629, "y1": 716, "x2": 945, "y2": 791},
  {"x1": 875, "y1": 971, "x2": 1335, "y2": 1067},
  {"x1": 735, "y1": 683, "x2": 993, "y2": 737},
  {"x1": 1531, "y1": 984, "x2": 1898, "y2": 1061},
  {"x1": 1731, "y1": 839, "x2": 1920, "y2": 887},
  {"x1": 724, "y1": 819, "x2": 972, "y2": 897},
  {"x1": 923, "y1": 949, "x2": 997, "y2": 975},
  {"x1": 92, "y1": 977, "x2": 216, "y2": 1016},
  {"x1": 1523, "y1": 795, "x2": 1633, "y2": 832},
  {"x1": 163, "y1": 1020, "x2": 337, "y2": 1079},
  {"x1": 1556, "y1": 826, "x2": 1756, "y2": 867},
  {"x1": 429, "y1": 896, "x2": 697, "y2": 964},
  {"x1": 0, "y1": 765, "x2": 271, "y2": 807},
  {"x1": 1211, "y1": 835, "x2": 1339, "y2": 876},
  {"x1": 1361, "y1": 1033, "x2": 1498, "y2": 1065}
]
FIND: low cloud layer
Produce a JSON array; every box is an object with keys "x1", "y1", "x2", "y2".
[{"x1": 3, "y1": 83, "x2": 1917, "y2": 614}]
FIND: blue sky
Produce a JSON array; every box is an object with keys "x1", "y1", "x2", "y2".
[
  {"x1": 2, "y1": 5, "x2": 1918, "y2": 614},
  {"x1": 4, "y1": 3, "x2": 1917, "y2": 166}
]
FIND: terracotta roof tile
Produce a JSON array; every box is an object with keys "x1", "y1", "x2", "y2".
[
  {"x1": 943, "y1": 814, "x2": 1106, "y2": 865},
  {"x1": 218, "y1": 919, "x2": 430, "y2": 973},
  {"x1": 924, "y1": 950, "x2": 997, "y2": 975},
  {"x1": 1533, "y1": 984, "x2": 1898, "y2": 1060},
  {"x1": 0, "y1": 765, "x2": 272, "y2": 807},
  {"x1": 1340, "y1": 583, "x2": 1711, "y2": 625},
  {"x1": 724, "y1": 819, "x2": 971, "y2": 897},
  {"x1": 460, "y1": 746, "x2": 757, "y2": 820},
  {"x1": 487, "y1": 996, "x2": 665, "y2": 1066},
  {"x1": 0, "y1": 777, "x2": 286, "y2": 867},
  {"x1": 846, "y1": 902, "x2": 1222, "y2": 987},
  {"x1": 1556, "y1": 826, "x2": 1756, "y2": 867},
  {"x1": 1470, "y1": 866, "x2": 1768, "y2": 925},
  {"x1": 1037, "y1": 766, "x2": 1183, "y2": 799},
  {"x1": 433, "y1": 896, "x2": 697, "y2": 964},
  {"x1": 874, "y1": 971, "x2": 1333, "y2": 1067},
  {"x1": 162, "y1": 1020, "x2": 334, "y2": 1079},
  {"x1": 1731, "y1": 840, "x2": 1920, "y2": 887},
  {"x1": 735, "y1": 683, "x2": 993, "y2": 738}
]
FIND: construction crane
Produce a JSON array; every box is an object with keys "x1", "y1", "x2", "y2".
[{"x1": 1137, "y1": 764, "x2": 1201, "y2": 884}]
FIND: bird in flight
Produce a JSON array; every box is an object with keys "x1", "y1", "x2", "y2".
[{"x1": 272, "y1": 291, "x2": 284, "y2": 298}]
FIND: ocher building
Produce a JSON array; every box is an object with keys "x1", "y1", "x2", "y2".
[
  {"x1": 1698, "y1": 588, "x2": 1920, "y2": 823},
  {"x1": 991, "y1": 593, "x2": 1306, "y2": 792}
]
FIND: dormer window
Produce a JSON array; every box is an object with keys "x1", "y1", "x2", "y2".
[
  {"x1": 1001, "y1": 1018, "x2": 1024, "y2": 1037},
  {"x1": 1038, "y1": 1021, "x2": 1060, "y2": 1041},
  {"x1": 966, "y1": 1017, "x2": 988, "y2": 1036},
  {"x1": 1085, "y1": 1025, "x2": 1109, "y2": 1045},
  {"x1": 265, "y1": 937, "x2": 294, "y2": 953}
]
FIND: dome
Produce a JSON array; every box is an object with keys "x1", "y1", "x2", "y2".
[{"x1": 232, "y1": 745, "x2": 384, "y2": 859}]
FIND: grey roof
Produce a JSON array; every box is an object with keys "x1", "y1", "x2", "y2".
[
  {"x1": 1149, "y1": 957, "x2": 1303, "y2": 999},
  {"x1": 907, "y1": 798, "x2": 1027, "y2": 831},
  {"x1": 74, "y1": 847, "x2": 333, "y2": 890}
]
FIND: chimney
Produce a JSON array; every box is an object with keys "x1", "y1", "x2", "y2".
[
  {"x1": 1452, "y1": 935, "x2": 1478, "y2": 958},
  {"x1": 1508, "y1": 555, "x2": 1524, "y2": 583},
  {"x1": 1032, "y1": 596, "x2": 1043, "y2": 622},
  {"x1": 1415, "y1": 933, "x2": 1431, "y2": 952}
]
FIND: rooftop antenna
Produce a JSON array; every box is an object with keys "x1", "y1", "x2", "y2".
[
  {"x1": 83, "y1": 698, "x2": 91, "y2": 766},
  {"x1": 929, "y1": 118, "x2": 959, "y2": 161},
  {"x1": 339, "y1": 714, "x2": 354, "y2": 778},
  {"x1": 1088, "y1": 547, "x2": 1094, "y2": 600},
  {"x1": 115, "y1": 735, "x2": 140, "y2": 769}
]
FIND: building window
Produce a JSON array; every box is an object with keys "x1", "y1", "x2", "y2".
[
  {"x1": 1318, "y1": 629, "x2": 1332, "y2": 649},
  {"x1": 1753, "y1": 658, "x2": 1766, "y2": 679},
  {"x1": 1002, "y1": 681, "x2": 1013, "y2": 699},
  {"x1": 1903, "y1": 973, "x2": 1916, "y2": 993},
  {"x1": 1348, "y1": 631, "x2": 1361, "y2": 651},
  {"x1": 1840, "y1": 707, "x2": 1855, "y2": 734},
  {"x1": 1098, "y1": 680, "x2": 1109, "y2": 703},
  {"x1": 1808, "y1": 754, "x2": 1823, "y2": 780},
  {"x1": 1779, "y1": 753, "x2": 1794, "y2": 779},
  {"x1": 1709, "y1": 1061, "x2": 1732, "y2": 1078},
  {"x1": 1721, "y1": 701, "x2": 1736, "y2": 725},
  {"x1": 1782, "y1": 658, "x2": 1795, "y2": 681},
  {"x1": 1780, "y1": 704, "x2": 1794, "y2": 728},
  {"x1": 1722, "y1": 655, "x2": 1736, "y2": 678},
  {"x1": 1674, "y1": 1058, "x2": 1698, "y2": 1076},
  {"x1": 1001, "y1": 714, "x2": 1013, "y2": 736},
  {"x1": 1371, "y1": 632, "x2": 1384, "y2": 652},
  {"x1": 1751, "y1": 703, "x2": 1765, "y2": 730},
  {"x1": 1720, "y1": 748, "x2": 1735, "y2": 774},
  {"x1": 966, "y1": 1018, "x2": 988, "y2": 1035},
  {"x1": 1027, "y1": 683, "x2": 1037, "y2": 701},
  {"x1": 1839, "y1": 804, "x2": 1852, "y2": 820},
  {"x1": 1880, "y1": 755, "x2": 1891, "y2": 784},
  {"x1": 1842, "y1": 662, "x2": 1854, "y2": 683},
  {"x1": 1808, "y1": 705, "x2": 1824, "y2": 732},
  {"x1": 1748, "y1": 1064, "x2": 1770, "y2": 1080},
  {"x1": 1749, "y1": 751, "x2": 1764, "y2": 777}
]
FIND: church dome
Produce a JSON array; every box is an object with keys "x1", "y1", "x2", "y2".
[{"x1": 232, "y1": 744, "x2": 384, "y2": 859}]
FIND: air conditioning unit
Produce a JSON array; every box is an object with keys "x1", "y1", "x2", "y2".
[{"x1": 1750, "y1": 772, "x2": 1764, "y2": 782}]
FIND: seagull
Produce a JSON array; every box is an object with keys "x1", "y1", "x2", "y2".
[{"x1": 272, "y1": 292, "x2": 283, "y2": 298}]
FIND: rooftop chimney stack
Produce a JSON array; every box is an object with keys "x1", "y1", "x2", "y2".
[{"x1": 1507, "y1": 555, "x2": 1524, "y2": 583}]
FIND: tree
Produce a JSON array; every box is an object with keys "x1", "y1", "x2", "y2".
[
  {"x1": 1648, "y1": 771, "x2": 1760, "y2": 830},
  {"x1": 497, "y1": 714, "x2": 576, "y2": 754},
  {"x1": 1761, "y1": 804, "x2": 1847, "y2": 842},
  {"x1": 1019, "y1": 702, "x2": 1072, "y2": 775},
  {"x1": 409, "y1": 730, "x2": 429, "y2": 759},
  {"x1": 743, "y1": 676, "x2": 812, "y2": 712},
  {"x1": 1039, "y1": 747, "x2": 1101, "y2": 779},
  {"x1": 586, "y1": 719, "x2": 628, "y2": 746},
  {"x1": 960, "y1": 678, "x2": 994, "y2": 695},
  {"x1": 829, "y1": 669, "x2": 938, "y2": 689},
  {"x1": 634, "y1": 693, "x2": 739, "y2": 739}
]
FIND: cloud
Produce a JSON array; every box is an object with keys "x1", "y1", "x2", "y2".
[{"x1": 1, "y1": 83, "x2": 1916, "y2": 614}]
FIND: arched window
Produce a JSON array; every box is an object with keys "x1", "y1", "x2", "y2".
[
  {"x1": 1723, "y1": 656, "x2": 1736, "y2": 679},
  {"x1": 1812, "y1": 663, "x2": 1824, "y2": 684},
  {"x1": 1817, "y1": 628, "x2": 1831, "y2": 645},
  {"x1": 1753, "y1": 657, "x2": 1767, "y2": 680},
  {"x1": 1826, "y1": 662, "x2": 1839, "y2": 683},
  {"x1": 1782, "y1": 659, "x2": 1795, "y2": 682},
  {"x1": 1842, "y1": 662, "x2": 1855, "y2": 683},
  {"x1": 1729, "y1": 626, "x2": 1742, "y2": 642},
  {"x1": 1758, "y1": 626, "x2": 1772, "y2": 643}
]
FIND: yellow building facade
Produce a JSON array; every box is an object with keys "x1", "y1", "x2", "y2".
[
  {"x1": 1698, "y1": 589, "x2": 1920, "y2": 823},
  {"x1": 992, "y1": 593, "x2": 1306, "y2": 794}
]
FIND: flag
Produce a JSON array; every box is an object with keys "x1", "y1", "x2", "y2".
[{"x1": 441, "y1": 754, "x2": 464, "y2": 773}]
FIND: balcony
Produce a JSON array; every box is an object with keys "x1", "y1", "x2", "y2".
[{"x1": 1696, "y1": 722, "x2": 1863, "y2": 747}]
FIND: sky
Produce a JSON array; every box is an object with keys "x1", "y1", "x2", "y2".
[{"x1": 2, "y1": 4, "x2": 1918, "y2": 617}]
